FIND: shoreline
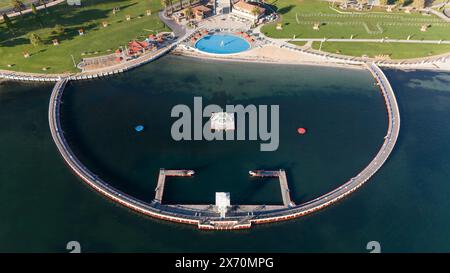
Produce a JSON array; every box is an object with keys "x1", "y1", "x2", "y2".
[
  {"x1": 3, "y1": 44, "x2": 449, "y2": 82},
  {"x1": 170, "y1": 49, "x2": 366, "y2": 70}
]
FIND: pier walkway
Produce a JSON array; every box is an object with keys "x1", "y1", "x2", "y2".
[
  {"x1": 250, "y1": 170, "x2": 295, "y2": 207},
  {"x1": 154, "y1": 169, "x2": 194, "y2": 203}
]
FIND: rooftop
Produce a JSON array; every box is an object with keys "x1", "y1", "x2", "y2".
[{"x1": 233, "y1": 1, "x2": 265, "y2": 14}]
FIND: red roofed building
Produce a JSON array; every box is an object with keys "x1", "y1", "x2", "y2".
[
  {"x1": 192, "y1": 5, "x2": 212, "y2": 20},
  {"x1": 127, "y1": 40, "x2": 151, "y2": 55}
]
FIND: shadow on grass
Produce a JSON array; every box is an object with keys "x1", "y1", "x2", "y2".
[
  {"x1": 278, "y1": 5, "x2": 295, "y2": 15},
  {"x1": 0, "y1": 37, "x2": 29, "y2": 47},
  {"x1": 30, "y1": 48, "x2": 47, "y2": 56}
]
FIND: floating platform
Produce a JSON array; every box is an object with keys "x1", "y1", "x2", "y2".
[{"x1": 134, "y1": 125, "x2": 144, "y2": 132}]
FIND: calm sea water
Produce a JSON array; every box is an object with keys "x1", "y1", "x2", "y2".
[{"x1": 1, "y1": 56, "x2": 450, "y2": 252}]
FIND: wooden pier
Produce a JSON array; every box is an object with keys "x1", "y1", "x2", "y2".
[
  {"x1": 250, "y1": 170, "x2": 295, "y2": 207},
  {"x1": 154, "y1": 169, "x2": 194, "y2": 203}
]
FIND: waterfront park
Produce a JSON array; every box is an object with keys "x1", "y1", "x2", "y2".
[
  {"x1": 0, "y1": 0, "x2": 168, "y2": 73},
  {"x1": 0, "y1": 0, "x2": 450, "y2": 74},
  {"x1": 1, "y1": 0, "x2": 450, "y2": 230}
]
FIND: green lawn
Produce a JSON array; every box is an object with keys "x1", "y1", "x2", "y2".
[
  {"x1": 291, "y1": 40, "x2": 307, "y2": 46},
  {"x1": 261, "y1": 0, "x2": 450, "y2": 40},
  {"x1": 0, "y1": 0, "x2": 168, "y2": 73},
  {"x1": 308, "y1": 41, "x2": 450, "y2": 59}
]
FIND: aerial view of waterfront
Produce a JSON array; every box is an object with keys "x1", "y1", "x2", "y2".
[
  {"x1": 1, "y1": 0, "x2": 450, "y2": 263},
  {"x1": 2, "y1": 56, "x2": 450, "y2": 252}
]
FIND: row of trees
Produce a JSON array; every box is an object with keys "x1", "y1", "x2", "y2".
[
  {"x1": 2, "y1": 1, "x2": 64, "y2": 47},
  {"x1": 2, "y1": 0, "x2": 50, "y2": 36},
  {"x1": 10, "y1": 0, "x2": 49, "y2": 16},
  {"x1": 161, "y1": 0, "x2": 197, "y2": 15}
]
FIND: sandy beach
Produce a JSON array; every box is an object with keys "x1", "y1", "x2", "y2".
[{"x1": 173, "y1": 45, "x2": 366, "y2": 70}]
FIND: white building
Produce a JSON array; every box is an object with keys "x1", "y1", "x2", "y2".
[
  {"x1": 215, "y1": 192, "x2": 231, "y2": 218},
  {"x1": 231, "y1": 1, "x2": 265, "y2": 20}
]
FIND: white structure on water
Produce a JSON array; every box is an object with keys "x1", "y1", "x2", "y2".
[
  {"x1": 215, "y1": 192, "x2": 231, "y2": 218},
  {"x1": 210, "y1": 112, "x2": 235, "y2": 131}
]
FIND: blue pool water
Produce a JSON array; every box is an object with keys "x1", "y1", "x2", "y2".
[{"x1": 195, "y1": 34, "x2": 250, "y2": 54}]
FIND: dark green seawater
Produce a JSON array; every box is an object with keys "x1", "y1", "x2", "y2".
[{"x1": 1, "y1": 55, "x2": 450, "y2": 252}]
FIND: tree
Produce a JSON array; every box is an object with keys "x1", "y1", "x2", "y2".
[
  {"x1": 52, "y1": 24, "x2": 65, "y2": 35},
  {"x1": 396, "y1": 0, "x2": 406, "y2": 6},
  {"x1": 39, "y1": 0, "x2": 49, "y2": 14},
  {"x1": 31, "y1": 3, "x2": 43, "y2": 26},
  {"x1": 31, "y1": 3, "x2": 37, "y2": 14},
  {"x1": 2, "y1": 13, "x2": 15, "y2": 35},
  {"x1": 29, "y1": 33, "x2": 42, "y2": 46},
  {"x1": 379, "y1": 0, "x2": 388, "y2": 5},
  {"x1": 184, "y1": 6, "x2": 193, "y2": 19},
  {"x1": 251, "y1": 6, "x2": 260, "y2": 18},
  {"x1": 179, "y1": 0, "x2": 183, "y2": 10},
  {"x1": 412, "y1": 0, "x2": 425, "y2": 8},
  {"x1": 11, "y1": 0, "x2": 25, "y2": 16},
  {"x1": 161, "y1": 0, "x2": 170, "y2": 15}
]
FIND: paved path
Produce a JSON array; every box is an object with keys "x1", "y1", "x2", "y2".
[{"x1": 158, "y1": 11, "x2": 186, "y2": 38}]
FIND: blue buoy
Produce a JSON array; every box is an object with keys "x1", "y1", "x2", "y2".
[{"x1": 135, "y1": 125, "x2": 144, "y2": 132}]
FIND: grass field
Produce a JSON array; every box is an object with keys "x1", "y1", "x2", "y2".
[
  {"x1": 0, "y1": 0, "x2": 168, "y2": 73},
  {"x1": 261, "y1": 0, "x2": 450, "y2": 40},
  {"x1": 307, "y1": 41, "x2": 450, "y2": 59}
]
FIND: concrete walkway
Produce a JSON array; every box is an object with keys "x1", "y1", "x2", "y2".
[
  {"x1": 158, "y1": 11, "x2": 186, "y2": 38},
  {"x1": 425, "y1": 7, "x2": 450, "y2": 22}
]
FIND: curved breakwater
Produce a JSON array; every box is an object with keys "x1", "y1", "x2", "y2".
[{"x1": 48, "y1": 63, "x2": 400, "y2": 230}]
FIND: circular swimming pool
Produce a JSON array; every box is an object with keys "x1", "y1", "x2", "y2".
[{"x1": 195, "y1": 34, "x2": 250, "y2": 54}]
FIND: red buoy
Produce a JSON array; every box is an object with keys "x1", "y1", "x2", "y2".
[{"x1": 297, "y1": 127, "x2": 307, "y2": 135}]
